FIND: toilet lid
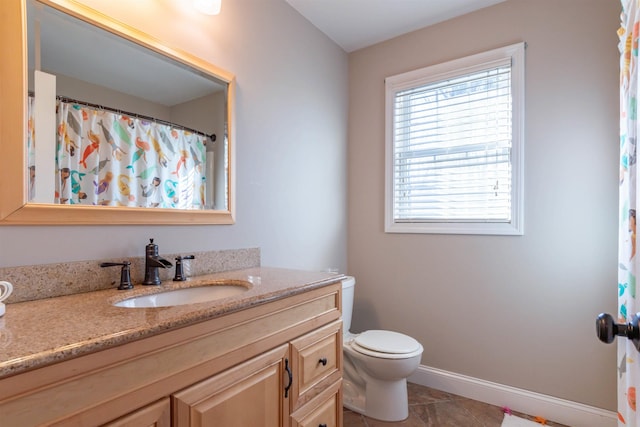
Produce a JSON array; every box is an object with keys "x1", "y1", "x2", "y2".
[{"x1": 353, "y1": 330, "x2": 421, "y2": 354}]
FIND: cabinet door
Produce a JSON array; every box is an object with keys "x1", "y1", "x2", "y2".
[
  {"x1": 173, "y1": 344, "x2": 289, "y2": 427},
  {"x1": 102, "y1": 398, "x2": 170, "y2": 427}
]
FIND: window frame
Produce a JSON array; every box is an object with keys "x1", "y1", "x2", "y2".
[{"x1": 384, "y1": 42, "x2": 525, "y2": 235}]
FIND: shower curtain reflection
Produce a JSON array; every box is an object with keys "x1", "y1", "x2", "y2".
[{"x1": 28, "y1": 98, "x2": 209, "y2": 209}]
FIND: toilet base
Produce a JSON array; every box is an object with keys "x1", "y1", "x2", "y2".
[
  {"x1": 342, "y1": 379, "x2": 366, "y2": 414},
  {"x1": 342, "y1": 376, "x2": 409, "y2": 422}
]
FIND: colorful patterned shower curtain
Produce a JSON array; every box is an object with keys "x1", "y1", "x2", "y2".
[
  {"x1": 28, "y1": 97, "x2": 208, "y2": 208},
  {"x1": 619, "y1": 1, "x2": 640, "y2": 424}
]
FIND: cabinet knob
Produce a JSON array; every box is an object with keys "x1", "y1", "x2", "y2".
[
  {"x1": 319, "y1": 424, "x2": 327, "y2": 427},
  {"x1": 318, "y1": 357, "x2": 328, "y2": 366}
]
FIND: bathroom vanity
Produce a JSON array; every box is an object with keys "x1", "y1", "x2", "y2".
[{"x1": 0, "y1": 267, "x2": 343, "y2": 426}]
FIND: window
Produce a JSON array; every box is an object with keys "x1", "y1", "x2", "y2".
[{"x1": 385, "y1": 42, "x2": 524, "y2": 235}]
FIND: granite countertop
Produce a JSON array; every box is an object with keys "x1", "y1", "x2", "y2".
[{"x1": 0, "y1": 267, "x2": 343, "y2": 379}]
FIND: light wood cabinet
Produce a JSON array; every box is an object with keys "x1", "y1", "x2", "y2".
[
  {"x1": 172, "y1": 320, "x2": 343, "y2": 427},
  {"x1": 0, "y1": 283, "x2": 343, "y2": 427}
]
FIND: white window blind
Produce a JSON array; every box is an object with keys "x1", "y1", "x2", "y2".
[{"x1": 385, "y1": 43, "x2": 524, "y2": 235}]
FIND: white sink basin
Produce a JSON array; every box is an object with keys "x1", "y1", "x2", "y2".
[{"x1": 114, "y1": 283, "x2": 250, "y2": 308}]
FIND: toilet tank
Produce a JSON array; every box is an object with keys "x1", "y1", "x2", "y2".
[{"x1": 341, "y1": 276, "x2": 355, "y2": 333}]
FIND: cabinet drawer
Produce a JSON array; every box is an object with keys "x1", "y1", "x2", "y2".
[
  {"x1": 103, "y1": 398, "x2": 170, "y2": 427},
  {"x1": 290, "y1": 320, "x2": 342, "y2": 410},
  {"x1": 291, "y1": 380, "x2": 342, "y2": 427}
]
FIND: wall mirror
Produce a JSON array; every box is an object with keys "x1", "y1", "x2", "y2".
[{"x1": 0, "y1": 0, "x2": 235, "y2": 225}]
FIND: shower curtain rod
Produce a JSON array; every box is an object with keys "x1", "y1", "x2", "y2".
[
  {"x1": 56, "y1": 95, "x2": 217, "y2": 142},
  {"x1": 29, "y1": 92, "x2": 216, "y2": 142}
]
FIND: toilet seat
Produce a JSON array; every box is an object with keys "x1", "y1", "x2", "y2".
[{"x1": 349, "y1": 330, "x2": 423, "y2": 360}]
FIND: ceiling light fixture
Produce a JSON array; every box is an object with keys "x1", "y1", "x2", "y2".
[{"x1": 194, "y1": 0, "x2": 221, "y2": 15}]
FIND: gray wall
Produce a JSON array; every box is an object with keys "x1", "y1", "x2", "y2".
[
  {"x1": 347, "y1": 0, "x2": 619, "y2": 411},
  {"x1": 0, "y1": 0, "x2": 349, "y2": 273}
]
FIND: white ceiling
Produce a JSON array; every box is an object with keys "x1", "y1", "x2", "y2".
[{"x1": 284, "y1": 0, "x2": 508, "y2": 52}]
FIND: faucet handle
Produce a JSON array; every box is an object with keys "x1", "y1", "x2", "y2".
[
  {"x1": 100, "y1": 261, "x2": 133, "y2": 290},
  {"x1": 173, "y1": 255, "x2": 195, "y2": 282}
]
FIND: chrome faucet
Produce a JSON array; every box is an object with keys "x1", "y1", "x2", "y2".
[{"x1": 143, "y1": 238, "x2": 173, "y2": 285}]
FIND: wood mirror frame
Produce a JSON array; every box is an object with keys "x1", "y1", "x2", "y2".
[{"x1": 0, "y1": 0, "x2": 235, "y2": 225}]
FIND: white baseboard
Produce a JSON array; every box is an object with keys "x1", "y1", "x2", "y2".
[{"x1": 409, "y1": 365, "x2": 616, "y2": 427}]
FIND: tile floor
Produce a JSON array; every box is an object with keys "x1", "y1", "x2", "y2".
[{"x1": 342, "y1": 382, "x2": 570, "y2": 427}]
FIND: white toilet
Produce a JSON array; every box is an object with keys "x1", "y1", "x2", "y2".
[{"x1": 341, "y1": 276, "x2": 423, "y2": 422}]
